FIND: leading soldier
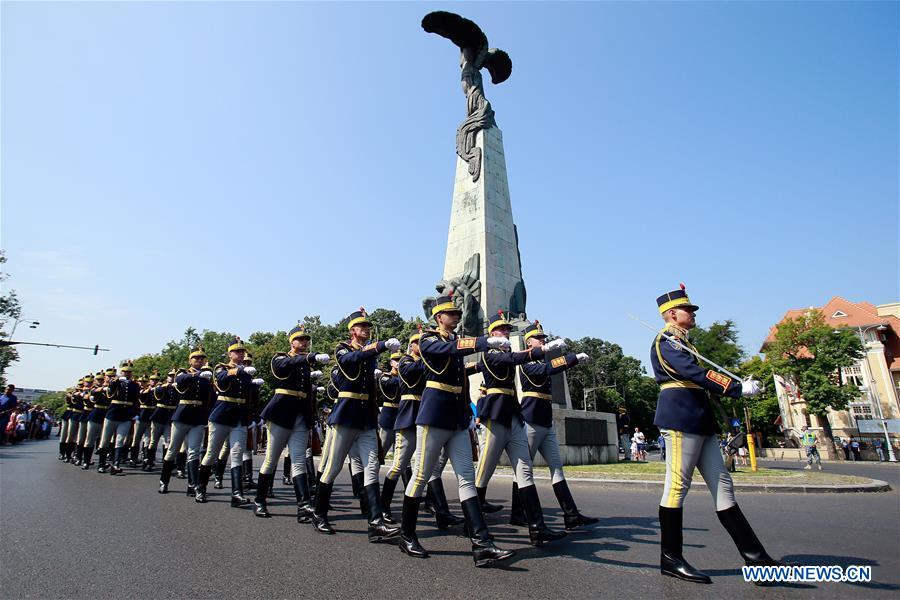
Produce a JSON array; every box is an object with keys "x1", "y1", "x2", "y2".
[
  {"x1": 99, "y1": 361, "x2": 140, "y2": 475},
  {"x1": 651, "y1": 285, "x2": 779, "y2": 583}
]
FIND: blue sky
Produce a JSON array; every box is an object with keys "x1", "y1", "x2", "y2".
[{"x1": 3, "y1": 1, "x2": 897, "y2": 391}]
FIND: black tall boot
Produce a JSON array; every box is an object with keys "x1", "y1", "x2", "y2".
[
  {"x1": 429, "y1": 479, "x2": 465, "y2": 530},
  {"x1": 65, "y1": 442, "x2": 74, "y2": 463},
  {"x1": 175, "y1": 452, "x2": 187, "y2": 479},
  {"x1": 380, "y1": 476, "x2": 400, "y2": 525},
  {"x1": 401, "y1": 466, "x2": 413, "y2": 488},
  {"x1": 520, "y1": 484, "x2": 567, "y2": 546},
  {"x1": 282, "y1": 457, "x2": 292, "y2": 485},
  {"x1": 460, "y1": 497, "x2": 515, "y2": 568},
  {"x1": 128, "y1": 445, "x2": 139, "y2": 467},
  {"x1": 659, "y1": 506, "x2": 711, "y2": 584},
  {"x1": 196, "y1": 463, "x2": 211, "y2": 503},
  {"x1": 97, "y1": 448, "x2": 109, "y2": 473},
  {"x1": 159, "y1": 460, "x2": 175, "y2": 494},
  {"x1": 213, "y1": 459, "x2": 226, "y2": 489},
  {"x1": 73, "y1": 445, "x2": 83, "y2": 466},
  {"x1": 292, "y1": 474, "x2": 314, "y2": 523},
  {"x1": 306, "y1": 456, "x2": 315, "y2": 490},
  {"x1": 353, "y1": 473, "x2": 369, "y2": 516},
  {"x1": 243, "y1": 458, "x2": 257, "y2": 490},
  {"x1": 58, "y1": 441, "x2": 66, "y2": 460},
  {"x1": 716, "y1": 505, "x2": 780, "y2": 567},
  {"x1": 144, "y1": 445, "x2": 156, "y2": 472},
  {"x1": 423, "y1": 481, "x2": 437, "y2": 515},
  {"x1": 311, "y1": 481, "x2": 336, "y2": 534},
  {"x1": 476, "y1": 486, "x2": 503, "y2": 514},
  {"x1": 398, "y1": 495, "x2": 429, "y2": 558},
  {"x1": 254, "y1": 472, "x2": 273, "y2": 517},
  {"x1": 365, "y1": 483, "x2": 401, "y2": 543},
  {"x1": 510, "y1": 482, "x2": 527, "y2": 526},
  {"x1": 81, "y1": 447, "x2": 94, "y2": 471},
  {"x1": 230, "y1": 466, "x2": 250, "y2": 507},
  {"x1": 350, "y1": 468, "x2": 362, "y2": 497},
  {"x1": 109, "y1": 448, "x2": 124, "y2": 475},
  {"x1": 186, "y1": 460, "x2": 199, "y2": 498},
  {"x1": 553, "y1": 480, "x2": 599, "y2": 530}
]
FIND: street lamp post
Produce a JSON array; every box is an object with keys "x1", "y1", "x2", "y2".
[
  {"x1": 6, "y1": 318, "x2": 40, "y2": 339},
  {"x1": 583, "y1": 383, "x2": 617, "y2": 412},
  {"x1": 855, "y1": 324, "x2": 897, "y2": 463}
]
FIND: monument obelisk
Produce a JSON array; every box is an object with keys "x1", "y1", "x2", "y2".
[{"x1": 421, "y1": 11, "x2": 526, "y2": 336}]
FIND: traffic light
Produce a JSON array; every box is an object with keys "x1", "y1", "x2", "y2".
[{"x1": 93, "y1": 344, "x2": 99, "y2": 355}]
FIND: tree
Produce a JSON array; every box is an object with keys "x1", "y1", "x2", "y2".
[
  {"x1": 0, "y1": 252, "x2": 22, "y2": 386},
  {"x1": 764, "y1": 310, "x2": 863, "y2": 444},
  {"x1": 37, "y1": 391, "x2": 66, "y2": 416},
  {"x1": 563, "y1": 336, "x2": 660, "y2": 437},
  {"x1": 737, "y1": 355, "x2": 782, "y2": 444}
]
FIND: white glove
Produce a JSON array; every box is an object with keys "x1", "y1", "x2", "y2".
[
  {"x1": 243, "y1": 366, "x2": 258, "y2": 376},
  {"x1": 315, "y1": 353, "x2": 330, "y2": 364},
  {"x1": 251, "y1": 378, "x2": 264, "y2": 386},
  {"x1": 373, "y1": 368, "x2": 383, "y2": 379},
  {"x1": 487, "y1": 337, "x2": 511, "y2": 350},
  {"x1": 385, "y1": 338, "x2": 401, "y2": 352},
  {"x1": 544, "y1": 338, "x2": 567, "y2": 352},
  {"x1": 310, "y1": 370, "x2": 323, "y2": 380},
  {"x1": 576, "y1": 353, "x2": 590, "y2": 364},
  {"x1": 118, "y1": 376, "x2": 127, "y2": 382},
  {"x1": 316, "y1": 386, "x2": 325, "y2": 393},
  {"x1": 199, "y1": 370, "x2": 213, "y2": 380},
  {"x1": 742, "y1": 379, "x2": 761, "y2": 397}
]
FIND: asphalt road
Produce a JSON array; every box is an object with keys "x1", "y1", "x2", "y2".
[{"x1": 2, "y1": 439, "x2": 898, "y2": 599}]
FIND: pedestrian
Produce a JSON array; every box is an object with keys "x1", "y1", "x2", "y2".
[
  {"x1": 658, "y1": 433, "x2": 666, "y2": 461},
  {"x1": 0, "y1": 384, "x2": 18, "y2": 445},
  {"x1": 617, "y1": 406, "x2": 631, "y2": 460},
  {"x1": 850, "y1": 439, "x2": 861, "y2": 461},
  {"x1": 840, "y1": 438, "x2": 850, "y2": 461},
  {"x1": 800, "y1": 426, "x2": 821, "y2": 470},
  {"x1": 650, "y1": 285, "x2": 779, "y2": 584},
  {"x1": 632, "y1": 427, "x2": 646, "y2": 461},
  {"x1": 874, "y1": 438, "x2": 885, "y2": 462}
]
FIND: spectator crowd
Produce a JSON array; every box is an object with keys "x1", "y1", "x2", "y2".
[{"x1": 0, "y1": 384, "x2": 55, "y2": 445}]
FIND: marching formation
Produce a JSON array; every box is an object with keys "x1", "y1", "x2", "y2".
[{"x1": 53, "y1": 287, "x2": 783, "y2": 579}]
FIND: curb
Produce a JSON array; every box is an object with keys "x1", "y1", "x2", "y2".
[{"x1": 490, "y1": 472, "x2": 892, "y2": 494}]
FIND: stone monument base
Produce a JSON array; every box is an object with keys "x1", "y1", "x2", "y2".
[{"x1": 495, "y1": 409, "x2": 618, "y2": 466}]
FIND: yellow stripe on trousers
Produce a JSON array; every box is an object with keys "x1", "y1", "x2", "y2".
[
  {"x1": 475, "y1": 421, "x2": 492, "y2": 485},
  {"x1": 388, "y1": 431, "x2": 403, "y2": 479},
  {"x1": 666, "y1": 431, "x2": 683, "y2": 508},
  {"x1": 413, "y1": 426, "x2": 429, "y2": 491}
]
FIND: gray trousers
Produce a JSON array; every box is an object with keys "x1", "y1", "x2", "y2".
[
  {"x1": 202, "y1": 422, "x2": 246, "y2": 469},
  {"x1": 129, "y1": 420, "x2": 150, "y2": 449},
  {"x1": 165, "y1": 422, "x2": 205, "y2": 463},
  {"x1": 524, "y1": 422, "x2": 566, "y2": 484},
  {"x1": 320, "y1": 425, "x2": 378, "y2": 486},
  {"x1": 260, "y1": 416, "x2": 309, "y2": 477},
  {"x1": 379, "y1": 426, "x2": 395, "y2": 455},
  {"x1": 82, "y1": 420, "x2": 103, "y2": 450},
  {"x1": 405, "y1": 426, "x2": 477, "y2": 502},
  {"x1": 99, "y1": 419, "x2": 132, "y2": 449},
  {"x1": 149, "y1": 421, "x2": 170, "y2": 450},
  {"x1": 660, "y1": 429, "x2": 735, "y2": 510},
  {"x1": 76, "y1": 420, "x2": 89, "y2": 446},
  {"x1": 64, "y1": 418, "x2": 80, "y2": 444},
  {"x1": 59, "y1": 418, "x2": 71, "y2": 444},
  {"x1": 475, "y1": 419, "x2": 535, "y2": 490},
  {"x1": 620, "y1": 433, "x2": 632, "y2": 460},
  {"x1": 386, "y1": 427, "x2": 447, "y2": 482}
]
